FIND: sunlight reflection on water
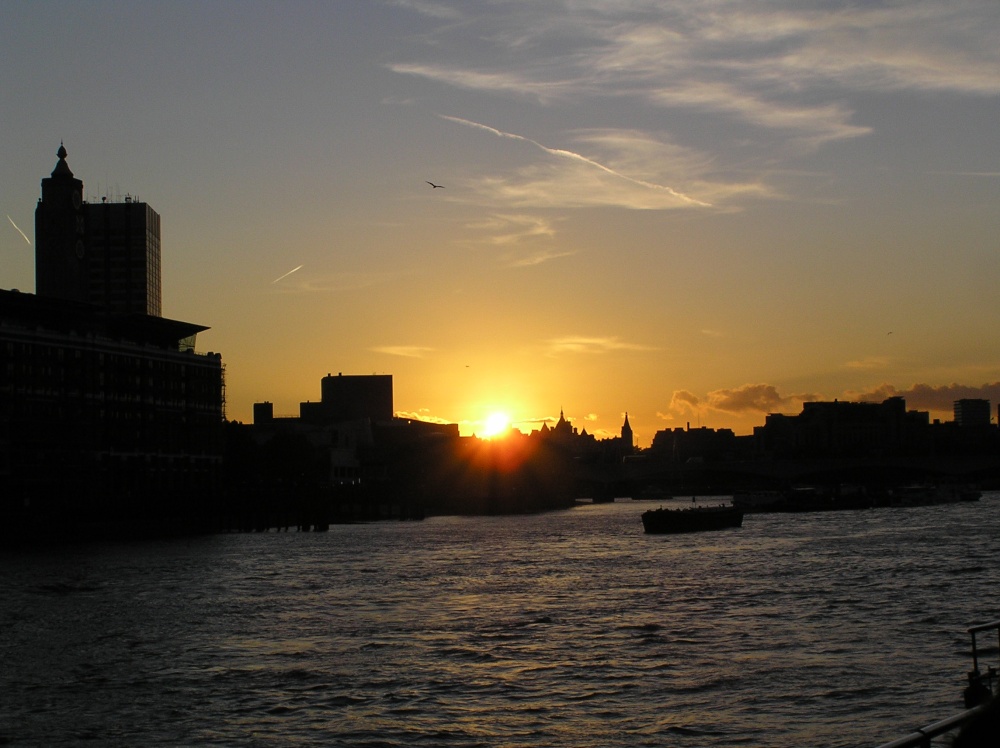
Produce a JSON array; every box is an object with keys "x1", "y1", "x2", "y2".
[{"x1": 1, "y1": 494, "x2": 998, "y2": 747}]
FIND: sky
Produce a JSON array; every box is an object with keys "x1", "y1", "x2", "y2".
[{"x1": 2, "y1": 1, "x2": 999, "y2": 446}]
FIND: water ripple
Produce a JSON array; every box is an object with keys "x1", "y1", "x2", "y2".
[{"x1": 1, "y1": 495, "x2": 998, "y2": 747}]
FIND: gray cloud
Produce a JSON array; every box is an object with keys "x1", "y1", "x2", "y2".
[
  {"x1": 663, "y1": 380, "x2": 1000, "y2": 423},
  {"x1": 849, "y1": 382, "x2": 1000, "y2": 414},
  {"x1": 442, "y1": 116, "x2": 711, "y2": 208},
  {"x1": 665, "y1": 384, "x2": 820, "y2": 418},
  {"x1": 391, "y1": 2, "x2": 999, "y2": 143}
]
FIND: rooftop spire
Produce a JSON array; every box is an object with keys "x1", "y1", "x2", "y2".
[{"x1": 51, "y1": 141, "x2": 73, "y2": 177}]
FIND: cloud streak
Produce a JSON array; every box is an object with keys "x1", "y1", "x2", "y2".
[
  {"x1": 371, "y1": 345, "x2": 435, "y2": 358},
  {"x1": 7, "y1": 216, "x2": 31, "y2": 245},
  {"x1": 506, "y1": 248, "x2": 575, "y2": 268},
  {"x1": 442, "y1": 115, "x2": 711, "y2": 207},
  {"x1": 271, "y1": 264, "x2": 303, "y2": 284},
  {"x1": 393, "y1": 2, "x2": 1000, "y2": 147},
  {"x1": 545, "y1": 335, "x2": 654, "y2": 356},
  {"x1": 269, "y1": 271, "x2": 404, "y2": 294}
]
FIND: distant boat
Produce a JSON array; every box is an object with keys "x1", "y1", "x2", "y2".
[
  {"x1": 882, "y1": 484, "x2": 982, "y2": 507},
  {"x1": 641, "y1": 505, "x2": 744, "y2": 534},
  {"x1": 634, "y1": 485, "x2": 673, "y2": 501},
  {"x1": 732, "y1": 490, "x2": 786, "y2": 512}
]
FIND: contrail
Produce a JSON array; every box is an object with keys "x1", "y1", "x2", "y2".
[
  {"x1": 7, "y1": 215, "x2": 31, "y2": 245},
  {"x1": 439, "y1": 115, "x2": 711, "y2": 207},
  {"x1": 271, "y1": 264, "x2": 303, "y2": 284}
]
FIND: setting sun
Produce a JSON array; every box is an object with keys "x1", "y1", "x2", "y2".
[{"x1": 481, "y1": 412, "x2": 511, "y2": 439}]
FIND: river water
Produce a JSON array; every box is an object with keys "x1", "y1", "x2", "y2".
[{"x1": 2, "y1": 494, "x2": 998, "y2": 747}]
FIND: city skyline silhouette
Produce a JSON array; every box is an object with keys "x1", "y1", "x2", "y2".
[{"x1": 1, "y1": 3, "x2": 998, "y2": 447}]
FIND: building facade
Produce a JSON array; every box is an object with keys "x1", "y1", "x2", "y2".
[
  {"x1": 0, "y1": 146, "x2": 224, "y2": 540},
  {"x1": 35, "y1": 144, "x2": 162, "y2": 316},
  {"x1": 954, "y1": 399, "x2": 991, "y2": 427}
]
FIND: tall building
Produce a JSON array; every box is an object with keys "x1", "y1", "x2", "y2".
[
  {"x1": 1, "y1": 146, "x2": 223, "y2": 542},
  {"x1": 302, "y1": 373, "x2": 394, "y2": 424},
  {"x1": 34, "y1": 144, "x2": 87, "y2": 304},
  {"x1": 35, "y1": 144, "x2": 162, "y2": 316},
  {"x1": 954, "y1": 399, "x2": 991, "y2": 427},
  {"x1": 86, "y1": 198, "x2": 162, "y2": 316}
]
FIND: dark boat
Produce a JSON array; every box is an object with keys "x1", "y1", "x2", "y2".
[{"x1": 641, "y1": 505, "x2": 744, "y2": 534}]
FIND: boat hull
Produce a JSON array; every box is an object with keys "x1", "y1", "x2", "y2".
[{"x1": 641, "y1": 506, "x2": 744, "y2": 534}]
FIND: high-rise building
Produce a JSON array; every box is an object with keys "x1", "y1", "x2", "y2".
[
  {"x1": 2, "y1": 145, "x2": 224, "y2": 542},
  {"x1": 34, "y1": 144, "x2": 87, "y2": 304},
  {"x1": 954, "y1": 399, "x2": 991, "y2": 427},
  {"x1": 299, "y1": 373, "x2": 394, "y2": 424},
  {"x1": 86, "y1": 198, "x2": 162, "y2": 316},
  {"x1": 35, "y1": 144, "x2": 162, "y2": 316}
]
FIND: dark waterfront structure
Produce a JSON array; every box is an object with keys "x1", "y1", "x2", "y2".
[
  {"x1": 231, "y1": 379, "x2": 633, "y2": 526},
  {"x1": 233, "y1": 373, "x2": 453, "y2": 527},
  {"x1": 312, "y1": 373, "x2": 393, "y2": 423},
  {"x1": 755, "y1": 397, "x2": 929, "y2": 459},
  {"x1": 627, "y1": 396, "x2": 1000, "y2": 496},
  {"x1": 0, "y1": 146, "x2": 224, "y2": 542}
]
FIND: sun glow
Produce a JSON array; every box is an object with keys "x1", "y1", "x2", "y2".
[{"x1": 481, "y1": 411, "x2": 511, "y2": 439}]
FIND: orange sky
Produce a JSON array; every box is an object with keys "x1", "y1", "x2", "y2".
[{"x1": 2, "y1": 2, "x2": 998, "y2": 446}]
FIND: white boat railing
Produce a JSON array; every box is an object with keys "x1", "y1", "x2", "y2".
[{"x1": 874, "y1": 705, "x2": 986, "y2": 748}]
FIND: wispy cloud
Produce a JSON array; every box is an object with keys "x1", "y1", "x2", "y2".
[
  {"x1": 396, "y1": 408, "x2": 453, "y2": 424},
  {"x1": 506, "y1": 248, "x2": 575, "y2": 268},
  {"x1": 466, "y1": 213, "x2": 558, "y2": 245},
  {"x1": 391, "y1": 64, "x2": 572, "y2": 103},
  {"x1": 371, "y1": 345, "x2": 435, "y2": 358},
  {"x1": 545, "y1": 335, "x2": 654, "y2": 356},
  {"x1": 442, "y1": 115, "x2": 711, "y2": 208},
  {"x1": 392, "y1": 2, "x2": 999, "y2": 145},
  {"x1": 270, "y1": 271, "x2": 401, "y2": 293},
  {"x1": 435, "y1": 117, "x2": 769, "y2": 209},
  {"x1": 7, "y1": 216, "x2": 31, "y2": 245},
  {"x1": 464, "y1": 213, "x2": 576, "y2": 267},
  {"x1": 387, "y1": 0, "x2": 462, "y2": 22},
  {"x1": 270, "y1": 264, "x2": 303, "y2": 284},
  {"x1": 845, "y1": 356, "x2": 890, "y2": 370},
  {"x1": 662, "y1": 384, "x2": 820, "y2": 421}
]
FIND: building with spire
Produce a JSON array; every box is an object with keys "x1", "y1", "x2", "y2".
[
  {"x1": 621, "y1": 412, "x2": 634, "y2": 451},
  {"x1": 1, "y1": 145, "x2": 224, "y2": 542},
  {"x1": 35, "y1": 143, "x2": 162, "y2": 316}
]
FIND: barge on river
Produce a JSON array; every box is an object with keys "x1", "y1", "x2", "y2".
[{"x1": 641, "y1": 505, "x2": 744, "y2": 534}]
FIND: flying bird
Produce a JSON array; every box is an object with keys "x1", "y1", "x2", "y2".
[
  {"x1": 425, "y1": 181, "x2": 444, "y2": 189},
  {"x1": 271, "y1": 264, "x2": 303, "y2": 284}
]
